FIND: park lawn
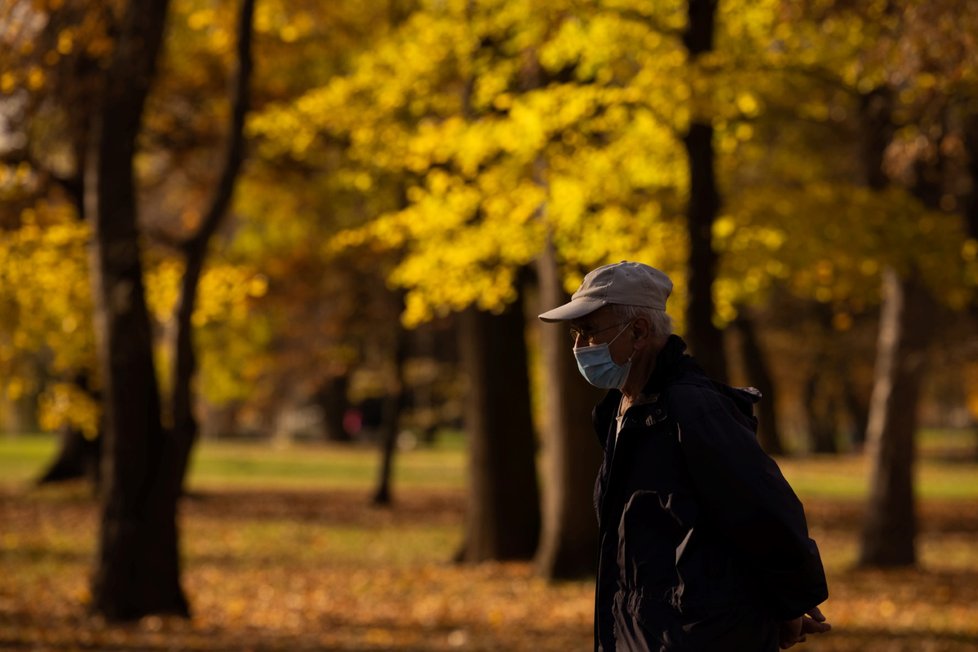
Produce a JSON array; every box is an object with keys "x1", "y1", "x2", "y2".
[
  {"x1": 2, "y1": 431, "x2": 978, "y2": 651},
  {"x1": 0, "y1": 431, "x2": 467, "y2": 491},
  {"x1": 4, "y1": 429, "x2": 977, "y2": 497}
]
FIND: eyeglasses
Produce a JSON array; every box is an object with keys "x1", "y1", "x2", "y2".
[{"x1": 568, "y1": 321, "x2": 628, "y2": 346}]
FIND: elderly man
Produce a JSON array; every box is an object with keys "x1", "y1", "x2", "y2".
[{"x1": 539, "y1": 261, "x2": 830, "y2": 652}]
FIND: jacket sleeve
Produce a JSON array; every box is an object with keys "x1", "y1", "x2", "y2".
[{"x1": 669, "y1": 385, "x2": 829, "y2": 620}]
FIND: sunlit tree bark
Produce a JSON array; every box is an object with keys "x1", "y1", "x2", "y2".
[
  {"x1": 857, "y1": 87, "x2": 938, "y2": 567},
  {"x1": 860, "y1": 268, "x2": 935, "y2": 566}
]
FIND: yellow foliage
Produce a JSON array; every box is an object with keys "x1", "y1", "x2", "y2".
[
  {"x1": 245, "y1": 0, "x2": 978, "y2": 337},
  {"x1": 38, "y1": 382, "x2": 101, "y2": 439},
  {"x1": 144, "y1": 257, "x2": 269, "y2": 329},
  {"x1": 187, "y1": 9, "x2": 216, "y2": 31},
  {"x1": 0, "y1": 201, "x2": 94, "y2": 374},
  {"x1": 56, "y1": 28, "x2": 74, "y2": 55},
  {"x1": 248, "y1": 0, "x2": 700, "y2": 326},
  {"x1": 0, "y1": 73, "x2": 16, "y2": 94},
  {"x1": 0, "y1": 200, "x2": 98, "y2": 433}
]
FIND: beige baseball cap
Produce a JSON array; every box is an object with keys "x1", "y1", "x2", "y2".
[{"x1": 538, "y1": 261, "x2": 673, "y2": 322}]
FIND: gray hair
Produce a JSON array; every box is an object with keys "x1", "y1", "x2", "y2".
[{"x1": 612, "y1": 304, "x2": 673, "y2": 345}]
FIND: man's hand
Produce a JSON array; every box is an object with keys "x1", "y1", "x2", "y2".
[{"x1": 779, "y1": 606, "x2": 831, "y2": 649}]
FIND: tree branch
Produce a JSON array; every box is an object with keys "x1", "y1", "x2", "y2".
[
  {"x1": 183, "y1": 0, "x2": 255, "y2": 256},
  {"x1": 0, "y1": 149, "x2": 84, "y2": 214},
  {"x1": 170, "y1": 0, "x2": 256, "y2": 489}
]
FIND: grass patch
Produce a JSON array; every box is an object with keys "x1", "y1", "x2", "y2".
[
  {"x1": 0, "y1": 432, "x2": 466, "y2": 491},
  {"x1": 187, "y1": 437, "x2": 466, "y2": 491},
  {"x1": 5, "y1": 429, "x2": 977, "y2": 498},
  {"x1": 778, "y1": 453, "x2": 978, "y2": 501},
  {"x1": 0, "y1": 433, "x2": 60, "y2": 484}
]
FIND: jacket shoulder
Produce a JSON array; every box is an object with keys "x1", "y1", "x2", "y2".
[{"x1": 664, "y1": 373, "x2": 760, "y2": 436}]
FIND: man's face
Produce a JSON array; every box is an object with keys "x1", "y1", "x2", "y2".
[{"x1": 569, "y1": 306, "x2": 633, "y2": 364}]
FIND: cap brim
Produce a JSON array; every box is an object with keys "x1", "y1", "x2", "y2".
[{"x1": 538, "y1": 298, "x2": 606, "y2": 322}]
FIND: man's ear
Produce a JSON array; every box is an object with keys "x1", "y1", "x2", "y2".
[{"x1": 632, "y1": 317, "x2": 652, "y2": 349}]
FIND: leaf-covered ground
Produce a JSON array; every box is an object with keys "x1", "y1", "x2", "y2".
[{"x1": 3, "y1": 481, "x2": 978, "y2": 651}]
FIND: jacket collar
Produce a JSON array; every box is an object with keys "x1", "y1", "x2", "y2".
[
  {"x1": 594, "y1": 334, "x2": 694, "y2": 424},
  {"x1": 641, "y1": 334, "x2": 695, "y2": 395}
]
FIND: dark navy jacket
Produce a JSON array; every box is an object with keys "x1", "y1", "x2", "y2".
[{"x1": 592, "y1": 336, "x2": 827, "y2": 651}]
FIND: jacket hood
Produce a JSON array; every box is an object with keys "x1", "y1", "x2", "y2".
[{"x1": 644, "y1": 334, "x2": 762, "y2": 422}]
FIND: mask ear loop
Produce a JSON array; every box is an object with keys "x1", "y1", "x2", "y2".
[{"x1": 609, "y1": 320, "x2": 636, "y2": 365}]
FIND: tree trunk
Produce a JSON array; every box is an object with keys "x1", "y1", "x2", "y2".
[
  {"x1": 732, "y1": 314, "x2": 784, "y2": 455},
  {"x1": 965, "y1": 113, "x2": 978, "y2": 241},
  {"x1": 315, "y1": 375, "x2": 353, "y2": 442},
  {"x1": 36, "y1": 58, "x2": 102, "y2": 490},
  {"x1": 682, "y1": 0, "x2": 726, "y2": 381},
  {"x1": 962, "y1": 112, "x2": 978, "y2": 462},
  {"x1": 86, "y1": 0, "x2": 187, "y2": 619},
  {"x1": 809, "y1": 303, "x2": 839, "y2": 453},
  {"x1": 456, "y1": 297, "x2": 541, "y2": 562},
  {"x1": 534, "y1": 244, "x2": 604, "y2": 579},
  {"x1": 372, "y1": 389, "x2": 402, "y2": 506},
  {"x1": 37, "y1": 425, "x2": 101, "y2": 487},
  {"x1": 170, "y1": 0, "x2": 255, "y2": 490},
  {"x1": 843, "y1": 375, "x2": 870, "y2": 450},
  {"x1": 858, "y1": 268, "x2": 936, "y2": 567},
  {"x1": 804, "y1": 372, "x2": 839, "y2": 454},
  {"x1": 37, "y1": 375, "x2": 102, "y2": 487},
  {"x1": 373, "y1": 317, "x2": 409, "y2": 506},
  {"x1": 856, "y1": 84, "x2": 945, "y2": 567}
]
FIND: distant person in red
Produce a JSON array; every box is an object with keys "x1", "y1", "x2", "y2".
[{"x1": 539, "y1": 261, "x2": 831, "y2": 651}]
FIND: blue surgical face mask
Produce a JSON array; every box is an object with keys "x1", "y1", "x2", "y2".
[{"x1": 573, "y1": 322, "x2": 633, "y2": 389}]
